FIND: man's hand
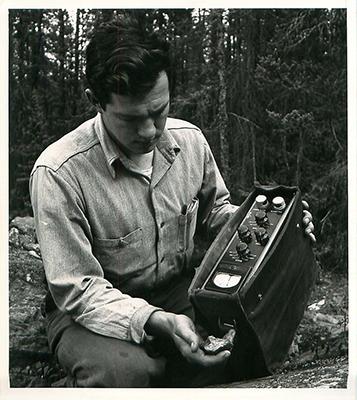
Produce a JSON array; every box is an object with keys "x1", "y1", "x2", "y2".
[
  {"x1": 145, "y1": 311, "x2": 231, "y2": 367},
  {"x1": 302, "y1": 200, "x2": 316, "y2": 243}
]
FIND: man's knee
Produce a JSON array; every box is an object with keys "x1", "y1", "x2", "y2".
[
  {"x1": 56, "y1": 323, "x2": 166, "y2": 387},
  {"x1": 103, "y1": 342, "x2": 166, "y2": 387}
]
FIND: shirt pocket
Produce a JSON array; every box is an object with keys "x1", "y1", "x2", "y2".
[
  {"x1": 92, "y1": 228, "x2": 143, "y2": 286},
  {"x1": 178, "y1": 197, "x2": 199, "y2": 253}
]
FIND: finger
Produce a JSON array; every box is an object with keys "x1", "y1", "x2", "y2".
[
  {"x1": 174, "y1": 334, "x2": 231, "y2": 366},
  {"x1": 174, "y1": 333, "x2": 199, "y2": 358},
  {"x1": 191, "y1": 340, "x2": 199, "y2": 352},
  {"x1": 199, "y1": 350, "x2": 231, "y2": 367},
  {"x1": 303, "y1": 210, "x2": 312, "y2": 220},
  {"x1": 305, "y1": 222, "x2": 314, "y2": 234},
  {"x1": 175, "y1": 326, "x2": 200, "y2": 350},
  {"x1": 176, "y1": 332, "x2": 199, "y2": 350},
  {"x1": 302, "y1": 212, "x2": 312, "y2": 227},
  {"x1": 307, "y1": 232, "x2": 316, "y2": 243},
  {"x1": 302, "y1": 200, "x2": 310, "y2": 210},
  {"x1": 177, "y1": 336, "x2": 231, "y2": 366},
  {"x1": 303, "y1": 217, "x2": 310, "y2": 227}
]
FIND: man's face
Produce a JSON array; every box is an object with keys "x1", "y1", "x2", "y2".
[{"x1": 100, "y1": 71, "x2": 170, "y2": 155}]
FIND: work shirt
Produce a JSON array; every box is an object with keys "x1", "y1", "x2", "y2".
[{"x1": 30, "y1": 114, "x2": 238, "y2": 344}]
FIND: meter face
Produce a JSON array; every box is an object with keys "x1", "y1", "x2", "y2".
[{"x1": 213, "y1": 272, "x2": 241, "y2": 289}]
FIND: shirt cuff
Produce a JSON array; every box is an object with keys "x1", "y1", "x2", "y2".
[{"x1": 130, "y1": 304, "x2": 162, "y2": 344}]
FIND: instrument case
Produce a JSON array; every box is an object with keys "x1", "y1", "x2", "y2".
[{"x1": 189, "y1": 185, "x2": 317, "y2": 380}]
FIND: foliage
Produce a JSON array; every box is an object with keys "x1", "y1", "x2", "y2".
[{"x1": 9, "y1": 8, "x2": 347, "y2": 272}]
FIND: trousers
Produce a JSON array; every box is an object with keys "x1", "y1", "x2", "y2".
[{"x1": 46, "y1": 276, "x2": 229, "y2": 388}]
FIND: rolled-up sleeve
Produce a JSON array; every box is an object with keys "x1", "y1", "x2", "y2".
[{"x1": 30, "y1": 166, "x2": 160, "y2": 343}]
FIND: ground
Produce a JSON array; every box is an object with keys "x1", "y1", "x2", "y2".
[{"x1": 8, "y1": 217, "x2": 349, "y2": 388}]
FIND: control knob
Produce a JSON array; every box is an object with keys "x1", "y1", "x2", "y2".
[
  {"x1": 256, "y1": 194, "x2": 269, "y2": 209},
  {"x1": 255, "y1": 228, "x2": 269, "y2": 246},
  {"x1": 255, "y1": 210, "x2": 269, "y2": 227},
  {"x1": 237, "y1": 224, "x2": 252, "y2": 243},
  {"x1": 272, "y1": 196, "x2": 286, "y2": 212},
  {"x1": 236, "y1": 242, "x2": 251, "y2": 261}
]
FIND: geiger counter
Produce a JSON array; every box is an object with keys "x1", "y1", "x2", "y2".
[{"x1": 189, "y1": 185, "x2": 317, "y2": 380}]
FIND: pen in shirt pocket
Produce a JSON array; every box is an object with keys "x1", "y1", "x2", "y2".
[{"x1": 181, "y1": 198, "x2": 198, "y2": 215}]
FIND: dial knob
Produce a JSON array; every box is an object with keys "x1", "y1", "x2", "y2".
[
  {"x1": 272, "y1": 196, "x2": 286, "y2": 211},
  {"x1": 237, "y1": 224, "x2": 252, "y2": 243},
  {"x1": 255, "y1": 228, "x2": 269, "y2": 245},
  {"x1": 256, "y1": 194, "x2": 269, "y2": 209},
  {"x1": 236, "y1": 242, "x2": 251, "y2": 261},
  {"x1": 255, "y1": 211, "x2": 269, "y2": 227}
]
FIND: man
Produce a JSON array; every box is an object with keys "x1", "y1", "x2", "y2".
[{"x1": 30, "y1": 17, "x2": 315, "y2": 388}]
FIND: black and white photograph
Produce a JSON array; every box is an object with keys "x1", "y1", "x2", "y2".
[{"x1": 3, "y1": 3, "x2": 356, "y2": 397}]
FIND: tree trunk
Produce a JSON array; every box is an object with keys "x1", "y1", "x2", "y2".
[
  {"x1": 58, "y1": 9, "x2": 66, "y2": 117},
  {"x1": 30, "y1": 10, "x2": 43, "y2": 89},
  {"x1": 296, "y1": 129, "x2": 304, "y2": 186},
  {"x1": 73, "y1": 9, "x2": 81, "y2": 115},
  {"x1": 212, "y1": 10, "x2": 229, "y2": 184}
]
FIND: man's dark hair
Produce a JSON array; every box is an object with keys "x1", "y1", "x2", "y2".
[{"x1": 85, "y1": 17, "x2": 171, "y2": 108}]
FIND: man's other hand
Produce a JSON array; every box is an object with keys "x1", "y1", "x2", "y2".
[
  {"x1": 302, "y1": 200, "x2": 316, "y2": 243},
  {"x1": 145, "y1": 311, "x2": 231, "y2": 367}
]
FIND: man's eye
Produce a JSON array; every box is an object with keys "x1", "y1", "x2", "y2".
[{"x1": 152, "y1": 110, "x2": 166, "y2": 119}]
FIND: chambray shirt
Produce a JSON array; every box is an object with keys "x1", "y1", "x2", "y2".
[{"x1": 30, "y1": 114, "x2": 238, "y2": 344}]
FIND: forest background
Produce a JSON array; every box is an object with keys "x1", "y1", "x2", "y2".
[
  {"x1": 9, "y1": 8, "x2": 347, "y2": 272},
  {"x1": 7, "y1": 8, "x2": 349, "y2": 387}
]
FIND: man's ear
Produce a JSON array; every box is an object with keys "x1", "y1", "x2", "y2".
[{"x1": 85, "y1": 88, "x2": 104, "y2": 113}]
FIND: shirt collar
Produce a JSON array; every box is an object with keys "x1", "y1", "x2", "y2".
[{"x1": 94, "y1": 113, "x2": 181, "y2": 179}]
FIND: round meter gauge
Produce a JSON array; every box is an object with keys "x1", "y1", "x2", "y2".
[{"x1": 213, "y1": 272, "x2": 242, "y2": 289}]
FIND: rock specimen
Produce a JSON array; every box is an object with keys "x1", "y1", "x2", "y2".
[{"x1": 201, "y1": 329, "x2": 236, "y2": 355}]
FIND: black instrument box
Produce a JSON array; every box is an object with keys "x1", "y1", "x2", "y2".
[{"x1": 189, "y1": 185, "x2": 317, "y2": 380}]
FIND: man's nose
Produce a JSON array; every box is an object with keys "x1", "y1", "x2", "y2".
[{"x1": 137, "y1": 118, "x2": 156, "y2": 139}]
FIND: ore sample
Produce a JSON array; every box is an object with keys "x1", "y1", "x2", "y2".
[{"x1": 201, "y1": 329, "x2": 236, "y2": 355}]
